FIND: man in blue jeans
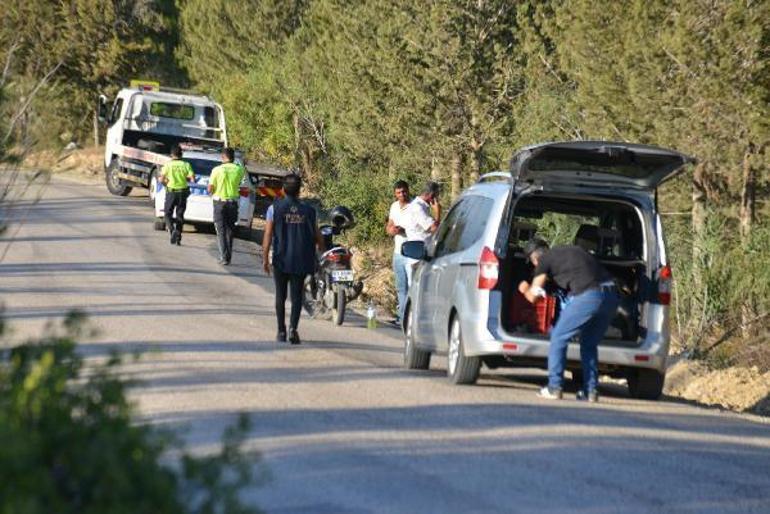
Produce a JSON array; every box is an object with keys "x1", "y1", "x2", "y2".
[
  {"x1": 385, "y1": 180, "x2": 411, "y2": 324},
  {"x1": 518, "y1": 239, "x2": 619, "y2": 402}
]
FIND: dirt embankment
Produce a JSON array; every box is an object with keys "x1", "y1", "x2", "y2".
[
  {"x1": 21, "y1": 146, "x2": 104, "y2": 179},
  {"x1": 665, "y1": 358, "x2": 770, "y2": 416}
]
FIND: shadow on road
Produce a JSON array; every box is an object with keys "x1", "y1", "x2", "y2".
[
  {"x1": 143, "y1": 401, "x2": 770, "y2": 513},
  {"x1": 3, "y1": 303, "x2": 270, "y2": 321}
]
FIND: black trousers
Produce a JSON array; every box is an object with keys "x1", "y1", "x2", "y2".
[
  {"x1": 213, "y1": 200, "x2": 238, "y2": 262},
  {"x1": 273, "y1": 267, "x2": 307, "y2": 332},
  {"x1": 164, "y1": 189, "x2": 189, "y2": 237}
]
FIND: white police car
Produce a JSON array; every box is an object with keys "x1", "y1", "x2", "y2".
[{"x1": 152, "y1": 150, "x2": 257, "y2": 236}]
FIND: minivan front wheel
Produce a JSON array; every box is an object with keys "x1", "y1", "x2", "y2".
[
  {"x1": 404, "y1": 308, "x2": 430, "y2": 370},
  {"x1": 447, "y1": 316, "x2": 480, "y2": 385},
  {"x1": 627, "y1": 368, "x2": 665, "y2": 400}
]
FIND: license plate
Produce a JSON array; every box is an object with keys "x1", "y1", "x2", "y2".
[{"x1": 331, "y1": 270, "x2": 354, "y2": 283}]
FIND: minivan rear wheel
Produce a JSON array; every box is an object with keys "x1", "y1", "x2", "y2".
[
  {"x1": 627, "y1": 368, "x2": 665, "y2": 400},
  {"x1": 404, "y1": 308, "x2": 430, "y2": 370},
  {"x1": 447, "y1": 316, "x2": 480, "y2": 385}
]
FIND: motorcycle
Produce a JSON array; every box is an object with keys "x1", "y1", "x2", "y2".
[{"x1": 302, "y1": 206, "x2": 363, "y2": 325}]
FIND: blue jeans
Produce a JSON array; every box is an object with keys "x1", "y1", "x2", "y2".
[
  {"x1": 392, "y1": 252, "x2": 409, "y2": 322},
  {"x1": 548, "y1": 287, "x2": 619, "y2": 393}
]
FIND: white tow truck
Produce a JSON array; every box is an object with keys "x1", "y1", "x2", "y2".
[{"x1": 97, "y1": 82, "x2": 229, "y2": 198}]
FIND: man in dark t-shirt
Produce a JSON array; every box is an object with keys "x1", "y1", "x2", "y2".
[
  {"x1": 262, "y1": 174, "x2": 323, "y2": 344},
  {"x1": 518, "y1": 239, "x2": 619, "y2": 402}
]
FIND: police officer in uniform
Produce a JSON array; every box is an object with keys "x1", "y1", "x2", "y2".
[
  {"x1": 160, "y1": 145, "x2": 195, "y2": 245},
  {"x1": 208, "y1": 147, "x2": 245, "y2": 265},
  {"x1": 262, "y1": 174, "x2": 323, "y2": 344}
]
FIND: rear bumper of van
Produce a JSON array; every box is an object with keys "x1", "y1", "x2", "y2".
[{"x1": 461, "y1": 307, "x2": 669, "y2": 373}]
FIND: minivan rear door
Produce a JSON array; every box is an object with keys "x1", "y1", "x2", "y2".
[{"x1": 509, "y1": 141, "x2": 695, "y2": 191}]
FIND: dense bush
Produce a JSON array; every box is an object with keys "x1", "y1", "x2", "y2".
[
  {"x1": 0, "y1": 312, "x2": 261, "y2": 514},
  {"x1": 666, "y1": 216, "x2": 770, "y2": 367}
]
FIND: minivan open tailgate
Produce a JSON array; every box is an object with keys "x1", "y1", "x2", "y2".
[{"x1": 510, "y1": 141, "x2": 695, "y2": 190}]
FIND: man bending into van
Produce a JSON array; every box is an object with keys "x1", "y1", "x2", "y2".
[{"x1": 518, "y1": 239, "x2": 619, "y2": 402}]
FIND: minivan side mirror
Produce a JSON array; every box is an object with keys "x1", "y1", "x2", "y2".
[
  {"x1": 401, "y1": 240, "x2": 428, "y2": 261},
  {"x1": 97, "y1": 95, "x2": 109, "y2": 124}
]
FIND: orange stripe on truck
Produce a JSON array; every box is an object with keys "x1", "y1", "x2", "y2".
[{"x1": 257, "y1": 187, "x2": 284, "y2": 198}]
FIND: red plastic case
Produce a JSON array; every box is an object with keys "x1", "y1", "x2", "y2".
[{"x1": 510, "y1": 292, "x2": 557, "y2": 334}]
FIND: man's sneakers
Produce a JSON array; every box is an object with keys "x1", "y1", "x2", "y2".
[
  {"x1": 170, "y1": 228, "x2": 181, "y2": 245},
  {"x1": 537, "y1": 386, "x2": 563, "y2": 400},
  {"x1": 277, "y1": 329, "x2": 300, "y2": 344},
  {"x1": 537, "y1": 386, "x2": 599, "y2": 402},
  {"x1": 576, "y1": 390, "x2": 599, "y2": 403}
]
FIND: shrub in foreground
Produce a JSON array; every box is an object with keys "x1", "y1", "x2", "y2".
[{"x1": 0, "y1": 312, "x2": 261, "y2": 514}]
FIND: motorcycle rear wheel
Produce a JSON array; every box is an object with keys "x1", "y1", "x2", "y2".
[
  {"x1": 333, "y1": 290, "x2": 346, "y2": 325},
  {"x1": 302, "y1": 275, "x2": 323, "y2": 318}
]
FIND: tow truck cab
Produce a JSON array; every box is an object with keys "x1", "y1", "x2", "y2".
[{"x1": 97, "y1": 85, "x2": 228, "y2": 196}]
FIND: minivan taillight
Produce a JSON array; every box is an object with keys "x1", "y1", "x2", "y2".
[
  {"x1": 478, "y1": 246, "x2": 499, "y2": 290},
  {"x1": 657, "y1": 265, "x2": 672, "y2": 305}
]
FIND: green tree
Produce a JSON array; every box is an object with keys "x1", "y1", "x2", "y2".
[{"x1": 1, "y1": 0, "x2": 181, "y2": 147}]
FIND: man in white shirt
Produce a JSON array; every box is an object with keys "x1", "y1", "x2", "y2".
[
  {"x1": 385, "y1": 180, "x2": 411, "y2": 323},
  {"x1": 402, "y1": 181, "x2": 442, "y2": 285}
]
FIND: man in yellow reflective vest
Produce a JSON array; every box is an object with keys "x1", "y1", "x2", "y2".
[
  {"x1": 159, "y1": 145, "x2": 195, "y2": 245},
  {"x1": 208, "y1": 147, "x2": 245, "y2": 265}
]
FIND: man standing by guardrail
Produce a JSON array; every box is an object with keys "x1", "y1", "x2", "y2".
[
  {"x1": 208, "y1": 147, "x2": 244, "y2": 265},
  {"x1": 159, "y1": 145, "x2": 195, "y2": 246}
]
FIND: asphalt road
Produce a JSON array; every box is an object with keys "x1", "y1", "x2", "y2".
[{"x1": 2, "y1": 174, "x2": 769, "y2": 514}]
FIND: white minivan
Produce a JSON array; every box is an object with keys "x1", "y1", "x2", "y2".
[{"x1": 401, "y1": 141, "x2": 694, "y2": 400}]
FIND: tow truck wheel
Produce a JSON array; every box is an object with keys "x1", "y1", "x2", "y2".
[
  {"x1": 153, "y1": 220, "x2": 166, "y2": 231},
  {"x1": 105, "y1": 160, "x2": 132, "y2": 196}
]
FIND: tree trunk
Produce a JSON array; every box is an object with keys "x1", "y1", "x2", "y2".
[
  {"x1": 93, "y1": 109, "x2": 99, "y2": 147},
  {"x1": 450, "y1": 151, "x2": 463, "y2": 201},
  {"x1": 469, "y1": 138, "x2": 482, "y2": 184},
  {"x1": 739, "y1": 144, "x2": 757, "y2": 338},
  {"x1": 430, "y1": 155, "x2": 442, "y2": 181},
  {"x1": 292, "y1": 110, "x2": 301, "y2": 165},
  {"x1": 691, "y1": 162, "x2": 708, "y2": 297},
  {"x1": 739, "y1": 143, "x2": 756, "y2": 242}
]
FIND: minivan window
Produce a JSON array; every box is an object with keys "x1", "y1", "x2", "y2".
[
  {"x1": 434, "y1": 196, "x2": 493, "y2": 258},
  {"x1": 434, "y1": 199, "x2": 466, "y2": 258},
  {"x1": 456, "y1": 197, "x2": 493, "y2": 251}
]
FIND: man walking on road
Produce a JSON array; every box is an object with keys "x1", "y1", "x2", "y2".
[
  {"x1": 402, "y1": 181, "x2": 441, "y2": 285},
  {"x1": 160, "y1": 145, "x2": 195, "y2": 246},
  {"x1": 385, "y1": 180, "x2": 411, "y2": 324},
  {"x1": 262, "y1": 174, "x2": 323, "y2": 344},
  {"x1": 518, "y1": 239, "x2": 619, "y2": 402},
  {"x1": 208, "y1": 147, "x2": 245, "y2": 265}
]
